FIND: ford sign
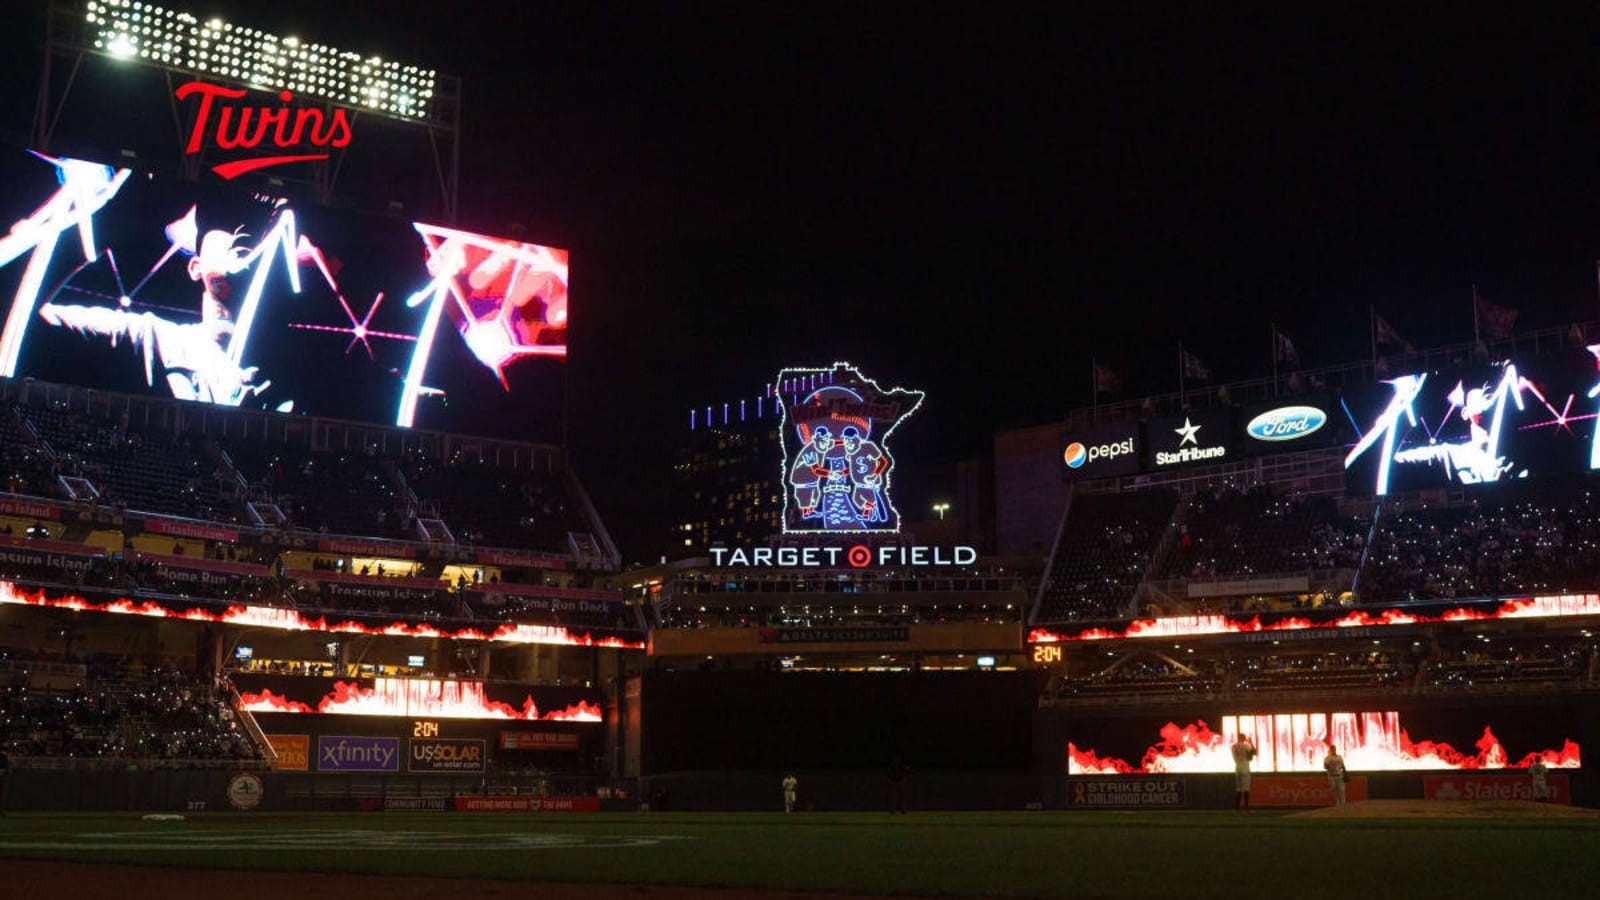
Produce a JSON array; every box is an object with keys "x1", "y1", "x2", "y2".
[{"x1": 1245, "y1": 406, "x2": 1327, "y2": 442}]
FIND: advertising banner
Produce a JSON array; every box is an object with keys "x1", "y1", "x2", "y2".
[
  {"x1": 475, "y1": 549, "x2": 567, "y2": 570},
  {"x1": 500, "y1": 731, "x2": 581, "y2": 751},
  {"x1": 485, "y1": 591, "x2": 626, "y2": 615},
  {"x1": 142, "y1": 517, "x2": 239, "y2": 542},
  {"x1": 1060, "y1": 421, "x2": 1142, "y2": 480},
  {"x1": 0, "y1": 545, "x2": 95, "y2": 575},
  {"x1": 1068, "y1": 777, "x2": 1186, "y2": 808},
  {"x1": 758, "y1": 626, "x2": 910, "y2": 643},
  {"x1": 452, "y1": 796, "x2": 601, "y2": 812},
  {"x1": 1237, "y1": 395, "x2": 1337, "y2": 454},
  {"x1": 1148, "y1": 409, "x2": 1234, "y2": 470},
  {"x1": 409, "y1": 738, "x2": 487, "y2": 773},
  {"x1": 265, "y1": 734, "x2": 309, "y2": 771},
  {"x1": 316, "y1": 735, "x2": 400, "y2": 771},
  {"x1": 1249, "y1": 775, "x2": 1368, "y2": 807},
  {"x1": 0, "y1": 496, "x2": 60, "y2": 521},
  {"x1": 315, "y1": 537, "x2": 418, "y2": 559},
  {"x1": 378, "y1": 797, "x2": 449, "y2": 811},
  {"x1": 1423, "y1": 774, "x2": 1570, "y2": 804}
]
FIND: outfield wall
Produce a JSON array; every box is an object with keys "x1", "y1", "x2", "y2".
[
  {"x1": 3, "y1": 765, "x2": 1586, "y2": 812},
  {"x1": 2, "y1": 769, "x2": 637, "y2": 813},
  {"x1": 640, "y1": 670, "x2": 1042, "y2": 774}
]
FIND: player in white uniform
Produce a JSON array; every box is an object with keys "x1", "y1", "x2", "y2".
[
  {"x1": 1529, "y1": 758, "x2": 1550, "y2": 802},
  {"x1": 1323, "y1": 746, "x2": 1347, "y2": 806},
  {"x1": 782, "y1": 773, "x2": 798, "y2": 813},
  {"x1": 1230, "y1": 734, "x2": 1255, "y2": 813}
]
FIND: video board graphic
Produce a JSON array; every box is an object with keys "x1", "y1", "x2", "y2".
[
  {"x1": 776, "y1": 362, "x2": 925, "y2": 533},
  {"x1": 0, "y1": 147, "x2": 566, "y2": 435},
  {"x1": 1342, "y1": 353, "x2": 1598, "y2": 495},
  {"x1": 1067, "y1": 711, "x2": 1579, "y2": 775}
]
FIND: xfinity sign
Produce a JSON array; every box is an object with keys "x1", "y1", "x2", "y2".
[{"x1": 1246, "y1": 406, "x2": 1327, "y2": 443}]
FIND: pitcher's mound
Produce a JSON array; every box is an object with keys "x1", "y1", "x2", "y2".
[{"x1": 1291, "y1": 799, "x2": 1600, "y2": 819}]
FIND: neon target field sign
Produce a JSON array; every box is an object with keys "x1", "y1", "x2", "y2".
[{"x1": 775, "y1": 362, "x2": 924, "y2": 534}]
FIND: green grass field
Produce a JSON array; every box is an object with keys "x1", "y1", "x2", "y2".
[{"x1": 0, "y1": 810, "x2": 1596, "y2": 899}]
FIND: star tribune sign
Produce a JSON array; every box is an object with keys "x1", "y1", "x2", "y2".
[
  {"x1": 776, "y1": 363, "x2": 924, "y2": 533},
  {"x1": 1155, "y1": 416, "x2": 1227, "y2": 466}
]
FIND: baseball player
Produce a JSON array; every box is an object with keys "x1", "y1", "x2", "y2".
[
  {"x1": 1231, "y1": 733, "x2": 1256, "y2": 812},
  {"x1": 782, "y1": 773, "x2": 798, "y2": 813},
  {"x1": 1323, "y1": 745, "x2": 1347, "y2": 806},
  {"x1": 1529, "y1": 758, "x2": 1550, "y2": 803}
]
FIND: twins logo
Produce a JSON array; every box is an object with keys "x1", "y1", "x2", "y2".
[{"x1": 776, "y1": 363, "x2": 924, "y2": 533}]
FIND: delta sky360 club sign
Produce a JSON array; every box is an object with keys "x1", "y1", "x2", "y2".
[{"x1": 776, "y1": 363, "x2": 924, "y2": 534}]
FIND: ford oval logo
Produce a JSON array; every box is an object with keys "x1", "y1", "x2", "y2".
[{"x1": 1246, "y1": 406, "x2": 1326, "y2": 442}]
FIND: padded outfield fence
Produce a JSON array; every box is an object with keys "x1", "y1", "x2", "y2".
[{"x1": 2, "y1": 764, "x2": 1590, "y2": 812}]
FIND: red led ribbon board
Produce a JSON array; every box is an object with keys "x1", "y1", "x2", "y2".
[
  {"x1": 1067, "y1": 712, "x2": 1580, "y2": 775},
  {"x1": 1030, "y1": 594, "x2": 1600, "y2": 644},
  {"x1": 0, "y1": 580, "x2": 641, "y2": 649},
  {"x1": 237, "y1": 676, "x2": 602, "y2": 723}
]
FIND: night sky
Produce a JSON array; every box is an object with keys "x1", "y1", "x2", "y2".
[{"x1": 6, "y1": 3, "x2": 1600, "y2": 560}]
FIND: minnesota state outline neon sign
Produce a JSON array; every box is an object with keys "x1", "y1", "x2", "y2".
[{"x1": 776, "y1": 362, "x2": 924, "y2": 534}]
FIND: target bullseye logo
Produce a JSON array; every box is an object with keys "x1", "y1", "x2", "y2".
[{"x1": 847, "y1": 545, "x2": 873, "y2": 568}]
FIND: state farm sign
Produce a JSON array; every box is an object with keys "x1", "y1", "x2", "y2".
[{"x1": 1423, "y1": 774, "x2": 1570, "y2": 804}]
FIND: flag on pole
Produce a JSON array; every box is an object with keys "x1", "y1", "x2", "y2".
[
  {"x1": 1180, "y1": 348, "x2": 1211, "y2": 381},
  {"x1": 1093, "y1": 362, "x2": 1121, "y2": 394},
  {"x1": 1373, "y1": 313, "x2": 1413, "y2": 353},
  {"x1": 1474, "y1": 289, "x2": 1518, "y2": 338},
  {"x1": 1274, "y1": 330, "x2": 1300, "y2": 366}
]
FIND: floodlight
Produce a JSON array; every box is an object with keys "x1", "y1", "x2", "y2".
[{"x1": 83, "y1": 0, "x2": 442, "y2": 122}]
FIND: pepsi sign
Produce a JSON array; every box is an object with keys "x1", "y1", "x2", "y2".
[
  {"x1": 1245, "y1": 405, "x2": 1327, "y2": 443},
  {"x1": 1063, "y1": 438, "x2": 1133, "y2": 469},
  {"x1": 1061, "y1": 422, "x2": 1142, "y2": 480}
]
